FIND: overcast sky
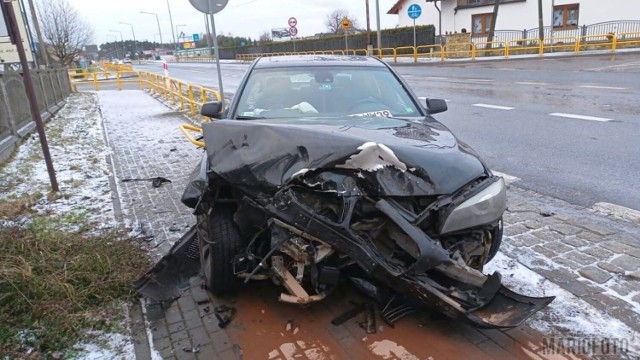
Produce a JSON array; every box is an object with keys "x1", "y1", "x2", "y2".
[{"x1": 64, "y1": 0, "x2": 401, "y2": 46}]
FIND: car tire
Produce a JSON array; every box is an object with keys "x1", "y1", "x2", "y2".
[
  {"x1": 199, "y1": 204, "x2": 244, "y2": 295},
  {"x1": 485, "y1": 219, "x2": 503, "y2": 263}
]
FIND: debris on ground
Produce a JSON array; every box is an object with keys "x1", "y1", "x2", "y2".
[
  {"x1": 214, "y1": 305, "x2": 237, "y2": 329},
  {"x1": 121, "y1": 176, "x2": 172, "y2": 188}
]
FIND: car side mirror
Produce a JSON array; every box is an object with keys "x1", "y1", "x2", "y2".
[
  {"x1": 425, "y1": 98, "x2": 448, "y2": 115},
  {"x1": 201, "y1": 101, "x2": 223, "y2": 119}
]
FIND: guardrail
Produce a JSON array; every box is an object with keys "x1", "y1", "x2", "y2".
[
  {"x1": 234, "y1": 32, "x2": 640, "y2": 63},
  {"x1": 67, "y1": 69, "x2": 221, "y2": 118}
]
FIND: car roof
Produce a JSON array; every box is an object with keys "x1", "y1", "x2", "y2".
[{"x1": 253, "y1": 55, "x2": 386, "y2": 69}]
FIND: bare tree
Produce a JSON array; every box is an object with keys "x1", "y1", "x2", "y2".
[
  {"x1": 37, "y1": 0, "x2": 93, "y2": 65},
  {"x1": 258, "y1": 31, "x2": 271, "y2": 45},
  {"x1": 325, "y1": 9, "x2": 360, "y2": 34}
]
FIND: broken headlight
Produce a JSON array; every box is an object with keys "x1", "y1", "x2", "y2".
[{"x1": 440, "y1": 178, "x2": 506, "y2": 234}]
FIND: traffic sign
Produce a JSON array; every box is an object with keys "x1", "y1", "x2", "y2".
[
  {"x1": 193, "y1": 33, "x2": 200, "y2": 42},
  {"x1": 408, "y1": 4, "x2": 422, "y2": 20},
  {"x1": 340, "y1": 17, "x2": 351, "y2": 30},
  {"x1": 288, "y1": 17, "x2": 297, "y2": 27},
  {"x1": 289, "y1": 26, "x2": 298, "y2": 37},
  {"x1": 188, "y1": 0, "x2": 228, "y2": 14}
]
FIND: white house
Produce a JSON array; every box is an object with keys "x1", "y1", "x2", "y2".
[
  {"x1": 387, "y1": 0, "x2": 640, "y2": 42},
  {"x1": 0, "y1": 0, "x2": 34, "y2": 66}
]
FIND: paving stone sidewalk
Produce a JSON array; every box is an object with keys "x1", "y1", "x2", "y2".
[{"x1": 97, "y1": 89, "x2": 640, "y2": 359}]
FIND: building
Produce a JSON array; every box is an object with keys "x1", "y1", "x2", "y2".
[
  {"x1": 0, "y1": 0, "x2": 35, "y2": 67},
  {"x1": 387, "y1": 0, "x2": 640, "y2": 42}
]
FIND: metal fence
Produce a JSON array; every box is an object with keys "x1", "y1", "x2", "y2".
[
  {"x1": 0, "y1": 68, "x2": 72, "y2": 164},
  {"x1": 472, "y1": 20, "x2": 640, "y2": 46}
]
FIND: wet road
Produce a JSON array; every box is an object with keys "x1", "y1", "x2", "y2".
[{"x1": 135, "y1": 53, "x2": 640, "y2": 211}]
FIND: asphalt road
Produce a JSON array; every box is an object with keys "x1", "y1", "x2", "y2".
[{"x1": 134, "y1": 52, "x2": 640, "y2": 211}]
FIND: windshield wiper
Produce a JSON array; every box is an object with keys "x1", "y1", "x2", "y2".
[{"x1": 235, "y1": 115, "x2": 266, "y2": 120}]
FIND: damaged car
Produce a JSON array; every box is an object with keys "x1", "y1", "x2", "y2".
[{"x1": 136, "y1": 55, "x2": 553, "y2": 328}]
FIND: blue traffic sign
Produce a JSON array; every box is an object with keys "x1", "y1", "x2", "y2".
[
  {"x1": 408, "y1": 4, "x2": 422, "y2": 20},
  {"x1": 193, "y1": 33, "x2": 200, "y2": 42}
]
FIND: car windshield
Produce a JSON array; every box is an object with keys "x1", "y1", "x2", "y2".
[{"x1": 235, "y1": 66, "x2": 422, "y2": 119}]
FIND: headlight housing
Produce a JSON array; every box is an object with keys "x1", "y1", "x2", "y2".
[{"x1": 440, "y1": 178, "x2": 507, "y2": 234}]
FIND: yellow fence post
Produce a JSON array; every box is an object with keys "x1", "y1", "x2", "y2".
[
  {"x1": 92, "y1": 73, "x2": 99, "y2": 91},
  {"x1": 116, "y1": 72, "x2": 122, "y2": 91},
  {"x1": 539, "y1": 39, "x2": 544, "y2": 56},
  {"x1": 178, "y1": 82, "x2": 184, "y2": 109},
  {"x1": 471, "y1": 44, "x2": 476, "y2": 60},
  {"x1": 505, "y1": 43, "x2": 510, "y2": 59},
  {"x1": 612, "y1": 35, "x2": 618, "y2": 52},
  {"x1": 170, "y1": 79, "x2": 176, "y2": 105},
  {"x1": 188, "y1": 84, "x2": 195, "y2": 115}
]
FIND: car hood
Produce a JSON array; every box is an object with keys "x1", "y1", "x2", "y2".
[{"x1": 200, "y1": 117, "x2": 488, "y2": 197}]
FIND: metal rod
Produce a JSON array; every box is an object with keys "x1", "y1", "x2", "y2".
[
  {"x1": 375, "y1": 0, "x2": 382, "y2": 50},
  {"x1": 208, "y1": 13, "x2": 225, "y2": 107},
  {"x1": 167, "y1": 0, "x2": 177, "y2": 50},
  {"x1": 413, "y1": 19, "x2": 416, "y2": 48},
  {"x1": 1, "y1": 1, "x2": 58, "y2": 192}
]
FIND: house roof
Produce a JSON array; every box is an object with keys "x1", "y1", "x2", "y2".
[{"x1": 387, "y1": 0, "x2": 404, "y2": 14}]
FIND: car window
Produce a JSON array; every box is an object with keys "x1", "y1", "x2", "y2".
[{"x1": 235, "y1": 66, "x2": 422, "y2": 119}]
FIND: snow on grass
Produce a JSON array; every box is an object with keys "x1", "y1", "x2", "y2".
[
  {"x1": 73, "y1": 331, "x2": 135, "y2": 360},
  {"x1": 0, "y1": 92, "x2": 115, "y2": 228},
  {"x1": 485, "y1": 252, "x2": 640, "y2": 355}
]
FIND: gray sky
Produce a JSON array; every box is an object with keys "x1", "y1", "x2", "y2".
[{"x1": 65, "y1": 0, "x2": 401, "y2": 46}]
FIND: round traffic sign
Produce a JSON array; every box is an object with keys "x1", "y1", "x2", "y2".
[
  {"x1": 188, "y1": 0, "x2": 229, "y2": 14},
  {"x1": 289, "y1": 26, "x2": 298, "y2": 37},
  {"x1": 288, "y1": 17, "x2": 297, "y2": 27},
  {"x1": 408, "y1": 4, "x2": 422, "y2": 20}
]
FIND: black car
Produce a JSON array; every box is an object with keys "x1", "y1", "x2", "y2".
[{"x1": 140, "y1": 55, "x2": 553, "y2": 329}]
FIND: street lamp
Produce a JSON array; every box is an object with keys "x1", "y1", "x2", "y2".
[
  {"x1": 109, "y1": 29, "x2": 125, "y2": 59},
  {"x1": 106, "y1": 34, "x2": 120, "y2": 59},
  {"x1": 119, "y1": 22, "x2": 138, "y2": 59},
  {"x1": 176, "y1": 24, "x2": 186, "y2": 43},
  {"x1": 141, "y1": 11, "x2": 164, "y2": 50},
  {"x1": 166, "y1": 0, "x2": 177, "y2": 51}
]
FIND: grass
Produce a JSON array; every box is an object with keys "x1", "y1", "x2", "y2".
[{"x1": 0, "y1": 205, "x2": 151, "y2": 357}]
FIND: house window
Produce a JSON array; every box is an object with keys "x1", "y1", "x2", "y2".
[
  {"x1": 553, "y1": 3, "x2": 579, "y2": 29},
  {"x1": 472, "y1": 13, "x2": 493, "y2": 35}
]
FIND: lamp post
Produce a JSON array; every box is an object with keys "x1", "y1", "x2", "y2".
[
  {"x1": 141, "y1": 11, "x2": 164, "y2": 50},
  {"x1": 176, "y1": 24, "x2": 186, "y2": 44},
  {"x1": 109, "y1": 29, "x2": 125, "y2": 59},
  {"x1": 166, "y1": 0, "x2": 178, "y2": 50},
  {"x1": 375, "y1": 0, "x2": 382, "y2": 51},
  {"x1": 119, "y1": 22, "x2": 138, "y2": 59},
  {"x1": 107, "y1": 34, "x2": 120, "y2": 59}
]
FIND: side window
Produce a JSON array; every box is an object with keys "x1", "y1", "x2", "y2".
[{"x1": 553, "y1": 4, "x2": 579, "y2": 29}]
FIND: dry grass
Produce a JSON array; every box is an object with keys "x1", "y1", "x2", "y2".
[{"x1": 0, "y1": 213, "x2": 151, "y2": 356}]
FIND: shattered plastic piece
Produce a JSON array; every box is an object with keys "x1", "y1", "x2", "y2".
[
  {"x1": 121, "y1": 176, "x2": 172, "y2": 188},
  {"x1": 540, "y1": 210, "x2": 555, "y2": 217},
  {"x1": 293, "y1": 327, "x2": 299, "y2": 335},
  {"x1": 214, "y1": 305, "x2": 237, "y2": 328},
  {"x1": 286, "y1": 320, "x2": 293, "y2": 332},
  {"x1": 331, "y1": 303, "x2": 366, "y2": 326},
  {"x1": 182, "y1": 346, "x2": 200, "y2": 353}
]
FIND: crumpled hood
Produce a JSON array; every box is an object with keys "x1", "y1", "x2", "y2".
[{"x1": 201, "y1": 117, "x2": 488, "y2": 196}]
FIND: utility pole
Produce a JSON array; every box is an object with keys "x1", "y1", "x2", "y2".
[
  {"x1": 486, "y1": 0, "x2": 500, "y2": 49},
  {"x1": 365, "y1": 0, "x2": 371, "y2": 46},
  {"x1": 537, "y1": 0, "x2": 544, "y2": 40},
  {"x1": 167, "y1": 0, "x2": 177, "y2": 51},
  {"x1": 1, "y1": 0, "x2": 58, "y2": 192},
  {"x1": 26, "y1": 0, "x2": 48, "y2": 67},
  {"x1": 205, "y1": 14, "x2": 213, "y2": 56},
  {"x1": 375, "y1": 0, "x2": 382, "y2": 52}
]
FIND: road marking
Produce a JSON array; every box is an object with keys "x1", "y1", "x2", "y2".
[
  {"x1": 549, "y1": 113, "x2": 611, "y2": 122},
  {"x1": 579, "y1": 85, "x2": 627, "y2": 90},
  {"x1": 515, "y1": 81, "x2": 548, "y2": 86},
  {"x1": 491, "y1": 170, "x2": 519, "y2": 185},
  {"x1": 426, "y1": 76, "x2": 448, "y2": 81},
  {"x1": 592, "y1": 202, "x2": 640, "y2": 225},
  {"x1": 465, "y1": 78, "x2": 494, "y2": 82},
  {"x1": 473, "y1": 103, "x2": 514, "y2": 110}
]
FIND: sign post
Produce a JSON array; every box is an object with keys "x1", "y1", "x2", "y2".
[
  {"x1": 188, "y1": 0, "x2": 229, "y2": 107},
  {"x1": 0, "y1": 0, "x2": 58, "y2": 192},
  {"x1": 407, "y1": 4, "x2": 422, "y2": 48},
  {"x1": 288, "y1": 17, "x2": 297, "y2": 52},
  {"x1": 340, "y1": 18, "x2": 351, "y2": 51}
]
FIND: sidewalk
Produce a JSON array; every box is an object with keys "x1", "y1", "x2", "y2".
[{"x1": 96, "y1": 89, "x2": 639, "y2": 359}]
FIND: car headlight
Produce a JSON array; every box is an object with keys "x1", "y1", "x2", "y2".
[{"x1": 440, "y1": 178, "x2": 507, "y2": 234}]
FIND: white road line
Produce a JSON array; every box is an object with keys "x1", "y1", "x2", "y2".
[
  {"x1": 426, "y1": 76, "x2": 448, "y2": 80},
  {"x1": 592, "y1": 202, "x2": 640, "y2": 225},
  {"x1": 515, "y1": 81, "x2": 548, "y2": 86},
  {"x1": 465, "y1": 78, "x2": 494, "y2": 82},
  {"x1": 549, "y1": 113, "x2": 612, "y2": 122},
  {"x1": 473, "y1": 103, "x2": 514, "y2": 110},
  {"x1": 491, "y1": 170, "x2": 520, "y2": 185},
  {"x1": 579, "y1": 85, "x2": 627, "y2": 90}
]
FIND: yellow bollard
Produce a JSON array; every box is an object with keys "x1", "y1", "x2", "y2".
[
  {"x1": 188, "y1": 84, "x2": 195, "y2": 115},
  {"x1": 92, "y1": 73, "x2": 99, "y2": 91},
  {"x1": 116, "y1": 72, "x2": 122, "y2": 91}
]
